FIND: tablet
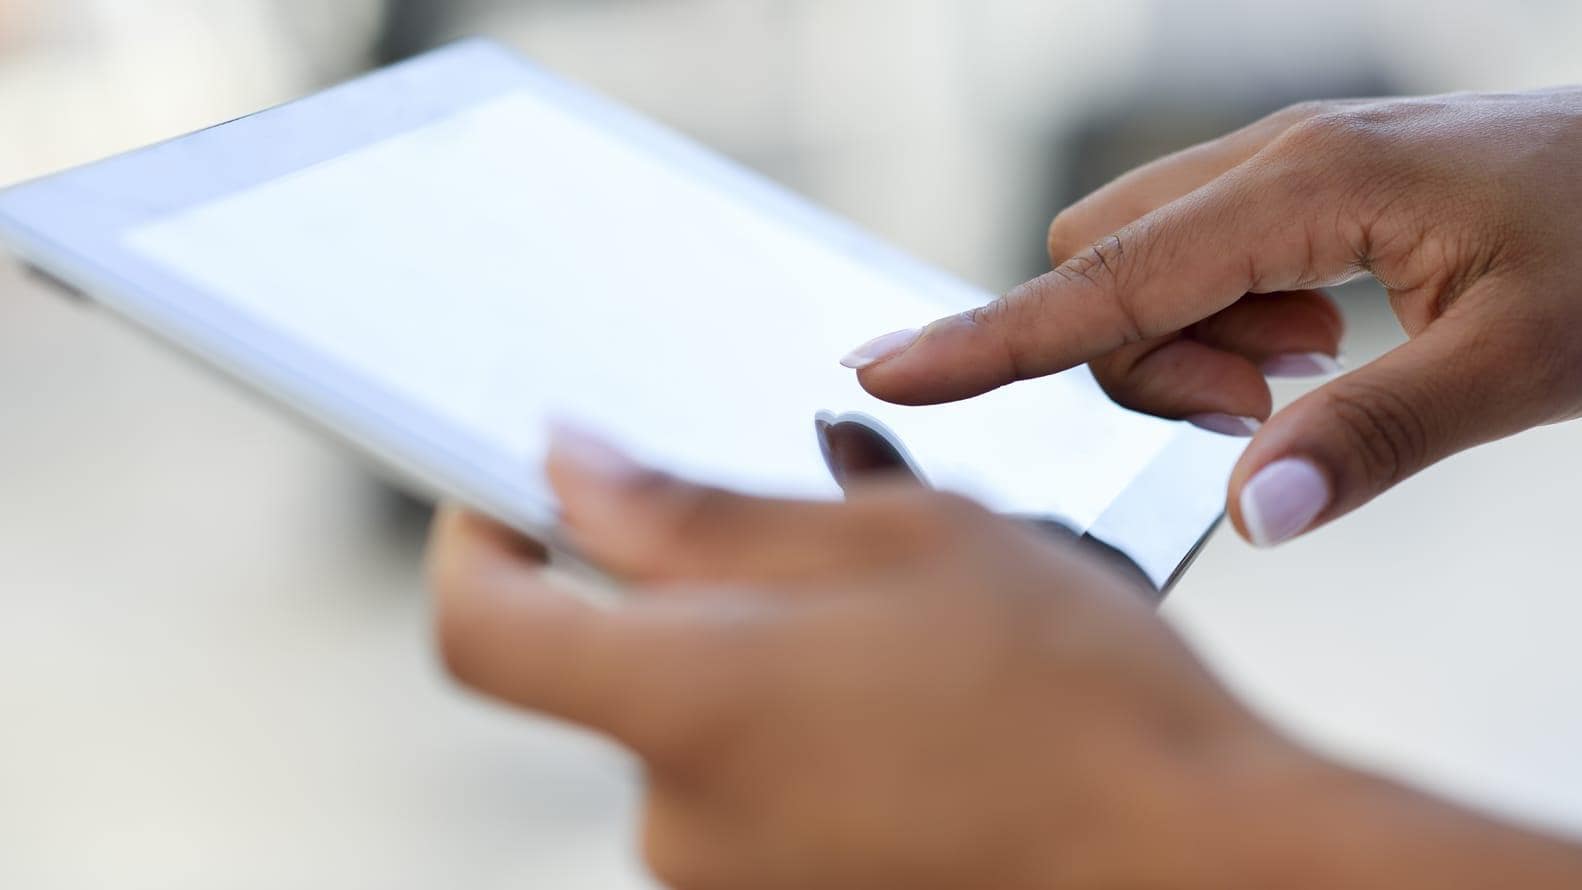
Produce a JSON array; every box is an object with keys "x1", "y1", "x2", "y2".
[{"x1": 0, "y1": 39, "x2": 1243, "y2": 592}]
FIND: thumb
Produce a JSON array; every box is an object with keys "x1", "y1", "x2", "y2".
[{"x1": 1230, "y1": 308, "x2": 1548, "y2": 546}]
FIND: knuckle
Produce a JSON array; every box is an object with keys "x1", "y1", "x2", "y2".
[
  {"x1": 1263, "y1": 109, "x2": 1410, "y2": 222},
  {"x1": 1274, "y1": 112, "x2": 1340, "y2": 153},
  {"x1": 1273, "y1": 107, "x2": 1395, "y2": 162},
  {"x1": 1057, "y1": 234, "x2": 1125, "y2": 289},
  {"x1": 961, "y1": 289, "x2": 1050, "y2": 382},
  {"x1": 962, "y1": 293, "x2": 1013, "y2": 331},
  {"x1": 960, "y1": 296, "x2": 1035, "y2": 381},
  {"x1": 1278, "y1": 99, "x2": 1336, "y2": 123},
  {"x1": 1267, "y1": 98, "x2": 1372, "y2": 132},
  {"x1": 1319, "y1": 379, "x2": 1431, "y2": 491},
  {"x1": 1051, "y1": 230, "x2": 1146, "y2": 343}
]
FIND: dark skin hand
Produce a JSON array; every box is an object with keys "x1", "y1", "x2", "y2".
[
  {"x1": 428, "y1": 431, "x2": 1582, "y2": 890},
  {"x1": 846, "y1": 88, "x2": 1582, "y2": 545},
  {"x1": 430, "y1": 87, "x2": 1582, "y2": 887}
]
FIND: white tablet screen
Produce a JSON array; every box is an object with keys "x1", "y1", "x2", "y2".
[{"x1": 122, "y1": 88, "x2": 1186, "y2": 530}]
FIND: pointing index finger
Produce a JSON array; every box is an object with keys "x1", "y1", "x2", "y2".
[{"x1": 849, "y1": 157, "x2": 1348, "y2": 406}]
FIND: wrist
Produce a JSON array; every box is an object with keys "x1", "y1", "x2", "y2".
[
  {"x1": 1165, "y1": 734, "x2": 1582, "y2": 890},
  {"x1": 1006, "y1": 718, "x2": 1336, "y2": 890}
]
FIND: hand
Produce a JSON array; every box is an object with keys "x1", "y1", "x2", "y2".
[
  {"x1": 845, "y1": 89, "x2": 1582, "y2": 546},
  {"x1": 426, "y1": 432, "x2": 1582, "y2": 889}
]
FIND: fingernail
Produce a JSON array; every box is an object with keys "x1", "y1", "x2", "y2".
[
  {"x1": 1262, "y1": 352, "x2": 1342, "y2": 379},
  {"x1": 1186, "y1": 413, "x2": 1262, "y2": 437},
  {"x1": 1239, "y1": 457, "x2": 1330, "y2": 547},
  {"x1": 546, "y1": 422, "x2": 646, "y2": 487},
  {"x1": 840, "y1": 328, "x2": 921, "y2": 370}
]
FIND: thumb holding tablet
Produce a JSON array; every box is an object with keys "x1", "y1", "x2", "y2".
[
  {"x1": 848, "y1": 92, "x2": 1582, "y2": 547},
  {"x1": 430, "y1": 430, "x2": 1317, "y2": 890}
]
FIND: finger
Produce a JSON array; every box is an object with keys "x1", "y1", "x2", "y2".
[
  {"x1": 1084, "y1": 290, "x2": 1344, "y2": 429},
  {"x1": 1228, "y1": 290, "x2": 1554, "y2": 546},
  {"x1": 851, "y1": 105, "x2": 1332, "y2": 405},
  {"x1": 548, "y1": 427, "x2": 930, "y2": 584},
  {"x1": 1041, "y1": 109, "x2": 1344, "y2": 431},
  {"x1": 1045, "y1": 101, "x2": 1337, "y2": 264},
  {"x1": 1090, "y1": 337, "x2": 1272, "y2": 432},
  {"x1": 427, "y1": 505, "x2": 749, "y2": 745},
  {"x1": 428, "y1": 506, "x2": 627, "y2": 725},
  {"x1": 815, "y1": 413, "x2": 928, "y2": 492},
  {"x1": 1188, "y1": 289, "x2": 1345, "y2": 371},
  {"x1": 850, "y1": 141, "x2": 1365, "y2": 406}
]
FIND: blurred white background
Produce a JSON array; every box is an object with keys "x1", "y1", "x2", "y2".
[{"x1": 4, "y1": 1, "x2": 1582, "y2": 887}]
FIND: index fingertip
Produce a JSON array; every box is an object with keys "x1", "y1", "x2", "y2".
[{"x1": 851, "y1": 312, "x2": 1020, "y2": 406}]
